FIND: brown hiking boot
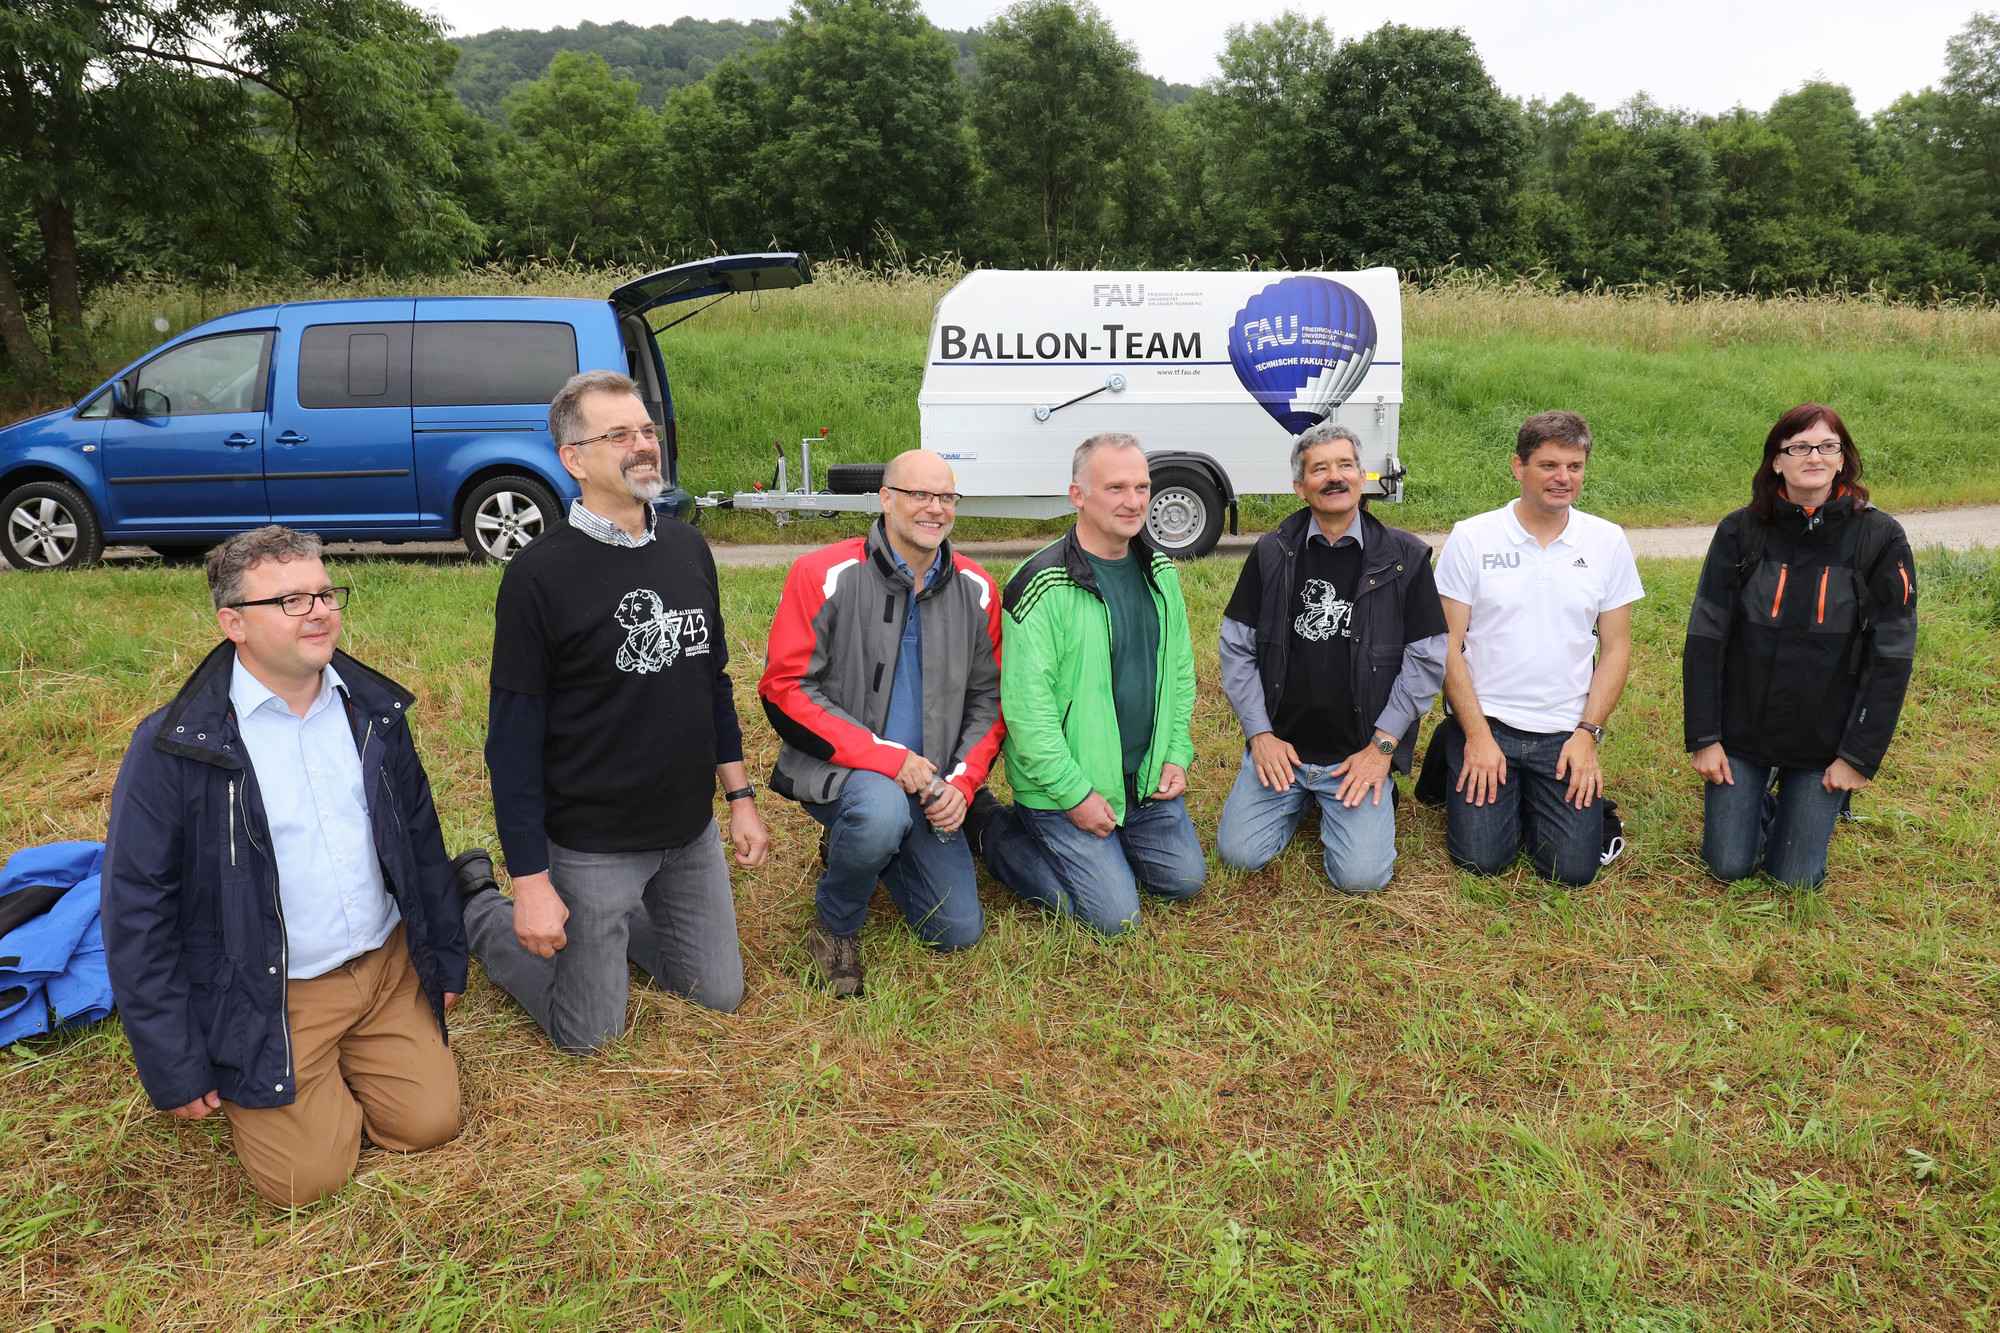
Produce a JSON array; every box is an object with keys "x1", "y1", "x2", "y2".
[{"x1": 805, "y1": 922, "x2": 865, "y2": 999}]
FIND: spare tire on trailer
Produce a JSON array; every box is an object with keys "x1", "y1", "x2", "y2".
[{"x1": 826, "y1": 464, "x2": 886, "y2": 495}]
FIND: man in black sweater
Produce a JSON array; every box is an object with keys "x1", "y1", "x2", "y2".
[{"x1": 463, "y1": 371, "x2": 769, "y2": 1054}]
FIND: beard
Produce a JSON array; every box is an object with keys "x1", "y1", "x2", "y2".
[{"x1": 623, "y1": 454, "x2": 667, "y2": 503}]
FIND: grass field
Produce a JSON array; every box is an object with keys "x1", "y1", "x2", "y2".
[
  {"x1": 19, "y1": 266, "x2": 2000, "y2": 549},
  {"x1": 3, "y1": 544, "x2": 2000, "y2": 1330}
]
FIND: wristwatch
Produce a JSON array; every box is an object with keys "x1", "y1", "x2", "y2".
[
  {"x1": 1371, "y1": 734, "x2": 1397, "y2": 756},
  {"x1": 1574, "y1": 722, "x2": 1605, "y2": 742},
  {"x1": 724, "y1": 784, "x2": 756, "y2": 803}
]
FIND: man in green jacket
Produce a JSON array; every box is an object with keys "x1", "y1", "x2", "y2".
[{"x1": 968, "y1": 433, "x2": 1206, "y2": 935}]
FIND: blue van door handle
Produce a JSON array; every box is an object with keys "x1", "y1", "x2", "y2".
[
  {"x1": 276, "y1": 430, "x2": 309, "y2": 446},
  {"x1": 224, "y1": 432, "x2": 256, "y2": 448}
]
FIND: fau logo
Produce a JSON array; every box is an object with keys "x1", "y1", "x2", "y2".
[
  {"x1": 1092, "y1": 283, "x2": 1146, "y2": 307},
  {"x1": 1481, "y1": 552, "x2": 1521, "y2": 570}
]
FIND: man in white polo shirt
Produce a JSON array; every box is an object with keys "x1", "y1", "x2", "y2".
[{"x1": 1434, "y1": 410, "x2": 1643, "y2": 886}]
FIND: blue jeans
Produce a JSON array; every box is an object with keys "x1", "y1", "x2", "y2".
[
  {"x1": 803, "y1": 770, "x2": 983, "y2": 949},
  {"x1": 1216, "y1": 747, "x2": 1396, "y2": 893},
  {"x1": 982, "y1": 793, "x2": 1206, "y2": 936},
  {"x1": 1700, "y1": 753, "x2": 1846, "y2": 890},
  {"x1": 1444, "y1": 719, "x2": 1601, "y2": 887}
]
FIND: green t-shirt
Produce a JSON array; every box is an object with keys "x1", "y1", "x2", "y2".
[{"x1": 1084, "y1": 548, "x2": 1160, "y2": 777}]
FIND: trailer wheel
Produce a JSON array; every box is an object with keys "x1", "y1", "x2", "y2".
[{"x1": 1146, "y1": 467, "x2": 1224, "y2": 558}]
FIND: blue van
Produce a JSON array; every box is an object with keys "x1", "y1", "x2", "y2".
[{"x1": 0, "y1": 253, "x2": 807, "y2": 569}]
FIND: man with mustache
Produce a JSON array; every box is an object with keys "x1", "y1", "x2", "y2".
[
  {"x1": 970, "y1": 433, "x2": 1206, "y2": 935},
  {"x1": 1215, "y1": 423, "x2": 1447, "y2": 892},
  {"x1": 462, "y1": 370, "x2": 769, "y2": 1053},
  {"x1": 1434, "y1": 410, "x2": 1643, "y2": 886}
]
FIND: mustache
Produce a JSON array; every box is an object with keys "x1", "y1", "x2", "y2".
[
  {"x1": 1317, "y1": 479, "x2": 1351, "y2": 496},
  {"x1": 622, "y1": 451, "x2": 662, "y2": 473}
]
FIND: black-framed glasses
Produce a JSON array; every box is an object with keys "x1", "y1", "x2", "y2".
[
  {"x1": 229, "y1": 587, "x2": 350, "y2": 616},
  {"x1": 565, "y1": 425, "x2": 660, "y2": 450},
  {"x1": 884, "y1": 485, "x2": 962, "y2": 507},
  {"x1": 1779, "y1": 441, "x2": 1844, "y2": 457}
]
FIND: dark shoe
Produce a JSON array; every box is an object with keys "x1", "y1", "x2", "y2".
[
  {"x1": 964, "y1": 787, "x2": 1001, "y2": 860},
  {"x1": 452, "y1": 847, "x2": 499, "y2": 902},
  {"x1": 804, "y1": 922, "x2": 865, "y2": 999}
]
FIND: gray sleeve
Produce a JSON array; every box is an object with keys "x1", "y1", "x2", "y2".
[
  {"x1": 1219, "y1": 616, "x2": 1272, "y2": 738},
  {"x1": 1371, "y1": 632, "x2": 1445, "y2": 741}
]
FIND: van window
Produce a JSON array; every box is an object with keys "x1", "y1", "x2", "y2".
[
  {"x1": 413, "y1": 322, "x2": 579, "y2": 407},
  {"x1": 130, "y1": 331, "x2": 273, "y2": 417},
  {"x1": 299, "y1": 322, "x2": 413, "y2": 409}
]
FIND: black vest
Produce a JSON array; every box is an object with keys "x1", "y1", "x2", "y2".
[{"x1": 1247, "y1": 507, "x2": 1437, "y2": 772}]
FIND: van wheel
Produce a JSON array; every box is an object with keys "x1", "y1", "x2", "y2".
[
  {"x1": 461, "y1": 476, "x2": 560, "y2": 563},
  {"x1": 1146, "y1": 467, "x2": 1224, "y2": 559},
  {"x1": 2, "y1": 480, "x2": 105, "y2": 571}
]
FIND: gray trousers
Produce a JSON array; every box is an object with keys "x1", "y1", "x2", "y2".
[{"x1": 464, "y1": 820, "x2": 744, "y2": 1054}]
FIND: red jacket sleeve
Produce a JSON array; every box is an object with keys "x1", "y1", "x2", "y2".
[{"x1": 757, "y1": 545, "x2": 909, "y2": 777}]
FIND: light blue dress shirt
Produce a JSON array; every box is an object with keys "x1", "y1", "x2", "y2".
[{"x1": 229, "y1": 656, "x2": 399, "y2": 980}]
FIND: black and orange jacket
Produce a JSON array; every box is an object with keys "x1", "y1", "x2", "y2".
[
  {"x1": 759, "y1": 520, "x2": 1005, "y2": 806},
  {"x1": 1683, "y1": 496, "x2": 1916, "y2": 778}
]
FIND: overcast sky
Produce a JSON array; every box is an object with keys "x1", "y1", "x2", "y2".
[{"x1": 424, "y1": 0, "x2": 1980, "y2": 118}]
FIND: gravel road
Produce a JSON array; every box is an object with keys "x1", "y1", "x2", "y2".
[{"x1": 21, "y1": 503, "x2": 2000, "y2": 572}]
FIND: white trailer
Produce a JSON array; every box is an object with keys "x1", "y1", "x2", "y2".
[{"x1": 723, "y1": 267, "x2": 1405, "y2": 557}]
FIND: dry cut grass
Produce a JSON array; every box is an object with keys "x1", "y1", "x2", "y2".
[
  {"x1": 1, "y1": 546, "x2": 1998, "y2": 1329},
  {"x1": 1407, "y1": 268, "x2": 2000, "y2": 357}
]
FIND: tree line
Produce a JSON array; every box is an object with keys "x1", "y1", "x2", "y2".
[{"x1": 12, "y1": 0, "x2": 2000, "y2": 388}]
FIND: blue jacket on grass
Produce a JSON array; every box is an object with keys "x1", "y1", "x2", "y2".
[
  {"x1": 0, "y1": 841, "x2": 113, "y2": 1047},
  {"x1": 103, "y1": 642, "x2": 468, "y2": 1112}
]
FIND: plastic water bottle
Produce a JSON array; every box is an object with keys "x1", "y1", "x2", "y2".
[{"x1": 920, "y1": 778, "x2": 954, "y2": 841}]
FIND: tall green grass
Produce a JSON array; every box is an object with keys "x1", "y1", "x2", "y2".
[{"x1": 2, "y1": 547, "x2": 1998, "y2": 1329}]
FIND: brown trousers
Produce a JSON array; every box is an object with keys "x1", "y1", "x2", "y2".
[{"x1": 222, "y1": 924, "x2": 460, "y2": 1206}]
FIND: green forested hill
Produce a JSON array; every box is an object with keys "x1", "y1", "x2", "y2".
[
  {"x1": 448, "y1": 18, "x2": 785, "y2": 119},
  {"x1": 446, "y1": 16, "x2": 1197, "y2": 123}
]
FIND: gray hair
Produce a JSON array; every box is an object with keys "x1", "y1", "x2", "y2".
[
  {"x1": 549, "y1": 369, "x2": 640, "y2": 447},
  {"x1": 206, "y1": 526, "x2": 325, "y2": 611},
  {"x1": 1291, "y1": 422, "x2": 1362, "y2": 484},
  {"x1": 1072, "y1": 432, "x2": 1145, "y2": 485}
]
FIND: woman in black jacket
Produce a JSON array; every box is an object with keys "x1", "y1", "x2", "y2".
[{"x1": 1682, "y1": 403, "x2": 1918, "y2": 889}]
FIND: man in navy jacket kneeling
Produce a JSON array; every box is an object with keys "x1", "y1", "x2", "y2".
[{"x1": 104, "y1": 526, "x2": 467, "y2": 1206}]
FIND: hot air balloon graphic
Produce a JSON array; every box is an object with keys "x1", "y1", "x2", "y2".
[{"x1": 1228, "y1": 276, "x2": 1378, "y2": 434}]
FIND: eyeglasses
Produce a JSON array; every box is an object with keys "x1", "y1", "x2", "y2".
[
  {"x1": 884, "y1": 485, "x2": 962, "y2": 507},
  {"x1": 1779, "y1": 441, "x2": 1844, "y2": 457},
  {"x1": 566, "y1": 425, "x2": 661, "y2": 450},
  {"x1": 229, "y1": 587, "x2": 350, "y2": 616}
]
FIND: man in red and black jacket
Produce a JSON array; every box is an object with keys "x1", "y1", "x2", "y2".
[{"x1": 759, "y1": 450, "x2": 1005, "y2": 997}]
